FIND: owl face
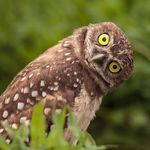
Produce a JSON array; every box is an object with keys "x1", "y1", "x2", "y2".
[{"x1": 74, "y1": 22, "x2": 133, "y2": 93}]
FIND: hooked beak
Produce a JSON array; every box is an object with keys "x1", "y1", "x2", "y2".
[{"x1": 91, "y1": 53, "x2": 105, "y2": 62}]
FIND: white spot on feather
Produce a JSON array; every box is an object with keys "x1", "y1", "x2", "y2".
[
  {"x1": 49, "y1": 86, "x2": 54, "y2": 91},
  {"x1": 54, "y1": 82, "x2": 58, "y2": 86},
  {"x1": 24, "y1": 87, "x2": 29, "y2": 94},
  {"x1": 76, "y1": 78, "x2": 80, "y2": 82},
  {"x1": 53, "y1": 86, "x2": 59, "y2": 91},
  {"x1": 67, "y1": 73, "x2": 70, "y2": 77},
  {"x1": 74, "y1": 72, "x2": 77, "y2": 75},
  {"x1": 71, "y1": 61, "x2": 75, "y2": 64},
  {"x1": 6, "y1": 139, "x2": 11, "y2": 144},
  {"x1": 5, "y1": 97, "x2": 10, "y2": 104},
  {"x1": 17, "y1": 102, "x2": 24, "y2": 110},
  {"x1": 90, "y1": 92, "x2": 94, "y2": 96},
  {"x1": 40, "y1": 80, "x2": 45, "y2": 87},
  {"x1": 2, "y1": 110, "x2": 9, "y2": 118},
  {"x1": 31, "y1": 91, "x2": 38, "y2": 97},
  {"x1": 64, "y1": 52, "x2": 71, "y2": 56},
  {"x1": 30, "y1": 82, "x2": 34, "y2": 88},
  {"x1": 46, "y1": 65, "x2": 50, "y2": 68},
  {"x1": 42, "y1": 91, "x2": 47, "y2": 97},
  {"x1": 73, "y1": 83, "x2": 78, "y2": 88},
  {"x1": 21, "y1": 88, "x2": 24, "y2": 93},
  {"x1": 0, "y1": 128, "x2": 4, "y2": 133},
  {"x1": 29, "y1": 73, "x2": 33, "y2": 79},
  {"x1": 13, "y1": 93, "x2": 19, "y2": 101},
  {"x1": 21, "y1": 77, "x2": 26, "y2": 81},
  {"x1": 44, "y1": 108, "x2": 51, "y2": 115},
  {"x1": 12, "y1": 123, "x2": 18, "y2": 130},
  {"x1": 27, "y1": 98, "x2": 34, "y2": 105},
  {"x1": 20, "y1": 117, "x2": 27, "y2": 123},
  {"x1": 25, "y1": 120, "x2": 30, "y2": 126},
  {"x1": 66, "y1": 57, "x2": 72, "y2": 61}
]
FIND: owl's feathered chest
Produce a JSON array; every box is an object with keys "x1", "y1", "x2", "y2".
[{"x1": 73, "y1": 85, "x2": 102, "y2": 131}]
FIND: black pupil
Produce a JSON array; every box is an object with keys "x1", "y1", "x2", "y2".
[
  {"x1": 102, "y1": 37, "x2": 106, "y2": 42},
  {"x1": 113, "y1": 65, "x2": 117, "y2": 69}
]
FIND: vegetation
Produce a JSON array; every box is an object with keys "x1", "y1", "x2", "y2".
[
  {"x1": 0, "y1": 103, "x2": 115, "y2": 150},
  {"x1": 0, "y1": 0, "x2": 150, "y2": 150}
]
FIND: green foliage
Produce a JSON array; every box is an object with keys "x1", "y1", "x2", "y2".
[
  {"x1": 0, "y1": 0, "x2": 150, "y2": 150},
  {"x1": 0, "y1": 103, "x2": 115, "y2": 150}
]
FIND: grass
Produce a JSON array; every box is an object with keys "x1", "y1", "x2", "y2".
[{"x1": 0, "y1": 103, "x2": 117, "y2": 150}]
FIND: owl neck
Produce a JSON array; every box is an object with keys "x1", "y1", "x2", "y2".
[{"x1": 83, "y1": 66, "x2": 111, "y2": 95}]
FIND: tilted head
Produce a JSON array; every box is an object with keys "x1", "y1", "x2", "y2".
[{"x1": 74, "y1": 22, "x2": 133, "y2": 94}]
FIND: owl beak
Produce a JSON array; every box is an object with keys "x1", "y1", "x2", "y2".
[{"x1": 91, "y1": 54, "x2": 105, "y2": 62}]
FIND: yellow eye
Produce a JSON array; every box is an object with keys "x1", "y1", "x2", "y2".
[
  {"x1": 98, "y1": 33, "x2": 110, "y2": 46},
  {"x1": 109, "y1": 61, "x2": 121, "y2": 73}
]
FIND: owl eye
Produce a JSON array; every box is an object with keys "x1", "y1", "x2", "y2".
[
  {"x1": 108, "y1": 61, "x2": 121, "y2": 73},
  {"x1": 98, "y1": 33, "x2": 110, "y2": 46}
]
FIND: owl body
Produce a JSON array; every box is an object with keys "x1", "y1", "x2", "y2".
[{"x1": 0, "y1": 22, "x2": 133, "y2": 144}]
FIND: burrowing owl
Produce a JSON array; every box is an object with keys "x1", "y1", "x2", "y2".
[{"x1": 0, "y1": 22, "x2": 133, "y2": 144}]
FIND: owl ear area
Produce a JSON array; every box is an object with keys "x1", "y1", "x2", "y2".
[
  {"x1": 98, "y1": 33, "x2": 110, "y2": 46},
  {"x1": 73, "y1": 26, "x2": 88, "y2": 60},
  {"x1": 73, "y1": 26, "x2": 88, "y2": 42}
]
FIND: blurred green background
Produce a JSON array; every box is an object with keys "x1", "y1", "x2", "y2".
[{"x1": 0, "y1": 0, "x2": 149, "y2": 150}]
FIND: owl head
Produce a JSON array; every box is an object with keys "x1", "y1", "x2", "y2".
[{"x1": 74, "y1": 22, "x2": 133, "y2": 94}]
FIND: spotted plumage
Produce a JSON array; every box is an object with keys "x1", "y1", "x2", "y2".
[{"x1": 0, "y1": 22, "x2": 133, "y2": 144}]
